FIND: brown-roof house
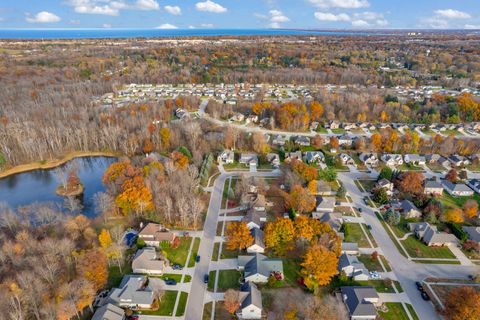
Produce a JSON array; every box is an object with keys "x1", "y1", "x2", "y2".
[{"x1": 138, "y1": 223, "x2": 176, "y2": 247}]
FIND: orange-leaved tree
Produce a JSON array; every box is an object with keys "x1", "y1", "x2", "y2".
[
  {"x1": 445, "y1": 208, "x2": 464, "y2": 224},
  {"x1": 444, "y1": 286, "x2": 480, "y2": 320},
  {"x1": 301, "y1": 244, "x2": 338, "y2": 291},
  {"x1": 463, "y1": 199, "x2": 478, "y2": 219},
  {"x1": 264, "y1": 218, "x2": 296, "y2": 256},
  {"x1": 225, "y1": 221, "x2": 253, "y2": 251},
  {"x1": 286, "y1": 185, "x2": 316, "y2": 215}
]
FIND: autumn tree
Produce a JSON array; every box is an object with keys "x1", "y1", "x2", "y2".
[
  {"x1": 463, "y1": 200, "x2": 479, "y2": 219},
  {"x1": 252, "y1": 132, "x2": 270, "y2": 154},
  {"x1": 444, "y1": 208, "x2": 464, "y2": 224},
  {"x1": 142, "y1": 138, "x2": 154, "y2": 154},
  {"x1": 444, "y1": 286, "x2": 480, "y2": 320},
  {"x1": 329, "y1": 136, "x2": 339, "y2": 150},
  {"x1": 301, "y1": 244, "x2": 338, "y2": 291},
  {"x1": 115, "y1": 176, "x2": 155, "y2": 215},
  {"x1": 225, "y1": 222, "x2": 253, "y2": 251},
  {"x1": 396, "y1": 171, "x2": 425, "y2": 195},
  {"x1": 290, "y1": 160, "x2": 317, "y2": 182},
  {"x1": 310, "y1": 101, "x2": 324, "y2": 121},
  {"x1": 98, "y1": 229, "x2": 113, "y2": 249},
  {"x1": 264, "y1": 218, "x2": 296, "y2": 256},
  {"x1": 75, "y1": 249, "x2": 108, "y2": 291},
  {"x1": 159, "y1": 127, "x2": 171, "y2": 151},
  {"x1": 224, "y1": 289, "x2": 241, "y2": 314},
  {"x1": 293, "y1": 215, "x2": 323, "y2": 242},
  {"x1": 371, "y1": 133, "x2": 382, "y2": 152},
  {"x1": 286, "y1": 185, "x2": 316, "y2": 215},
  {"x1": 445, "y1": 169, "x2": 458, "y2": 183}
]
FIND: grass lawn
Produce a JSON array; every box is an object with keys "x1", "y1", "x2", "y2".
[
  {"x1": 212, "y1": 242, "x2": 220, "y2": 261},
  {"x1": 440, "y1": 192, "x2": 480, "y2": 209},
  {"x1": 160, "y1": 237, "x2": 192, "y2": 267},
  {"x1": 401, "y1": 236, "x2": 456, "y2": 259},
  {"x1": 407, "y1": 303, "x2": 420, "y2": 320},
  {"x1": 216, "y1": 222, "x2": 224, "y2": 236},
  {"x1": 358, "y1": 179, "x2": 377, "y2": 192},
  {"x1": 378, "y1": 302, "x2": 410, "y2": 320},
  {"x1": 266, "y1": 258, "x2": 302, "y2": 288},
  {"x1": 426, "y1": 162, "x2": 447, "y2": 172},
  {"x1": 397, "y1": 163, "x2": 423, "y2": 171},
  {"x1": 208, "y1": 270, "x2": 242, "y2": 292},
  {"x1": 160, "y1": 274, "x2": 183, "y2": 282},
  {"x1": 357, "y1": 280, "x2": 400, "y2": 293},
  {"x1": 107, "y1": 263, "x2": 132, "y2": 289},
  {"x1": 331, "y1": 128, "x2": 345, "y2": 134},
  {"x1": 140, "y1": 291, "x2": 177, "y2": 316},
  {"x1": 175, "y1": 292, "x2": 188, "y2": 316},
  {"x1": 358, "y1": 254, "x2": 392, "y2": 272},
  {"x1": 188, "y1": 238, "x2": 201, "y2": 267},
  {"x1": 202, "y1": 302, "x2": 213, "y2": 320},
  {"x1": 375, "y1": 212, "x2": 408, "y2": 258},
  {"x1": 343, "y1": 223, "x2": 372, "y2": 248},
  {"x1": 412, "y1": 259, "x2": 461, "y2": 264},
  {"x1": 388, "y1": 217, "x2": 413, "y2": 238},
  {"x1": 317, "y1": 126, "x2": 328, "y2": 133}
]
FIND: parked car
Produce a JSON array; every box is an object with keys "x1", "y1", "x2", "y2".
[
  {"x1": 421, "y1": 291, "x2": 430, "y2": 301},
  {"x1": 415, "y1": 281, "x2": 423, "y2": 291},
  {"x1": 172, "y1": 264, "x2": 183, "y2": 270},
  {"x1": 195, "y1": 255, "x2": 201, "y2": 263},
  {"x1": 366, "y1": 225, "x2": 372, "y2": 230},
  {"x1": 358, "y1": 207, "x2": 363, "y2": 212},
  {"x1": 164, "y1": 278, "x2": 177, "y2": 285},
  {"x1": 204, "y1": 274, "x2": 209, "y2": 284}
]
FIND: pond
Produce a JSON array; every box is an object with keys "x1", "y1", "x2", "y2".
[{"x1": 0, "y1": 156, "x2": 116, "y2": 217}]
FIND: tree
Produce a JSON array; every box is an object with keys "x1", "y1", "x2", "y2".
[
  {"x1": 444, "y1": 208, "x2": 464, "y2": 224},
  {"x1": 463, "y1": 199, "x2": 478, "y2": 219},
  {"x1": 293, "y1": 215, "x2": 322, "y2": 242},
  {"x1": 225, "y1": 222, "x2": 253, "y2": 251},
  {"x1": 337, "y1": 185, "x2": 346, "y2": 198},
  {"x1": 310, "y1": 101, "x2": 324, "y2": 121},
  {"x1": 329, "y1": 136, "x2": 339, "y2": 150},
  {"x1": 98, "y1": 229, "x2": 112, "y2": 249},
  {"x1": 371, "y1": 133, "x2": 382, "y2": 152},
  {"x1": 0, "y1": 151, "x2": 6, "y2": 168},
  {"x1": 378, "y1": 166, "x2": 393, "y2": 181},
  {"x1": 264, "y1": 218, "x2": 296, "y2": 256},
  {"x1": 286, "y1": 185, "x2": 316, "y2": 215},
  {"x1": 115, "y1": 176, "x2": 155, "y2": 215},
  {"x1": 223, "y1": 289, "x2": 240, "y2": 314},
  {"x1": 159, "y1": 127, "x2": 171, "y2": 150},
  {"x1": 444, "y1": 286, "x2": 480, "y2": 320},
  {"x1": 301, "y1": 244, "x2": 338, "y2": 290},
  {"x1": 252, "y1": 132, "x2": 270, "y2": 154},
  {"x1": 385, "y1": 209, "x2": 400, "y2": 225},
  {"x1": 372, "y1": 188, "x2": 388, "y2": 205},
  {"x1": 445, "y1": 169, "x2": 458, "y2": 183},
  {"x1": 290, "y1": 160, "x2": 317, "y2": 182},
  {"x1": 318, "y1": 167, "x2": 337, "y2": 182},
  {"x1": 76, "y1": 249, "x2": 108, "y2": 291},
  {"x1": 396, "y1": 171, "x2": 425, "y2": 195},
  {"x1": 142, "y1": 138, "x2": 154, "y2": 154}
]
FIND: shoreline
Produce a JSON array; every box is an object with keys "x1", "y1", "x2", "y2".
[{"x1": 0, "y1": 151, "x2": 120, "y2": 179}]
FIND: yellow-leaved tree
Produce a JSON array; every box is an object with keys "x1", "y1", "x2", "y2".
[
  {"x1": 264, "y1": 218, "x2": 296, "y2": 256},
  {"x1": 225, "y1": 221, "x2": 253, "y2": 251},
  {"x1": 301, "y1": 244, "x2": 338, "y2": 291}
]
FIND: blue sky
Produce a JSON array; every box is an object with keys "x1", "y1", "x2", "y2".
[{"x1": 0, "y1": 0, "x2": 479, "y2": 29}]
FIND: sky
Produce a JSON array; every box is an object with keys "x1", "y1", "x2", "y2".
[{"x1": 0, "y1": 0, "x2": 479, "y2": 29}]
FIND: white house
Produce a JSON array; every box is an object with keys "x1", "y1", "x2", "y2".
[
  {"x1": 238, "y1": 253, "x2": 283, "y2": 284},
  {"x1": 237, "y1": 282, "x2": 262, "y2": 320},
  {"x1": 442, "y1": 180, "x2": 474, "y2": 197},
  {"x1": 246, "y1": 228, "x2": 265, "y2": 254},
  {"x1": 132, "y1": 248, "x2": 166, "y2": 275},
  {"x1": 217, "y1": 150, "x2": 235, "y2": 164},
  {"x1": 338, "y1": 254, "x2": 369, "y2": 281}
]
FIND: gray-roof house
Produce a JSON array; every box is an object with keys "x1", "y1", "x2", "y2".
[
  {"x1": 404, "y1": 154, "x2": 426, "y2": 165},
  {"x1": 92, "y1": 303, "x2": 125, "y2": 320},
  {"x1": 359, "y1": 153, "x2": 379, "y2": 167},
  {"x1": 408, "y1": 222, "x2": 458, "y2": 246},
  {"x1": 238, "y1": 253, "x2": 284, "y2": 283},
  {"x1": 312, "y1": 211, "x2": 343, "y2": 233},
  {"x1": 295, "y1": 136, "x2": 311, "y2": 146},
  {"x1": 341, "y1": 286, "x2": 379, "y2": 320},
  {"x1": 138, "y1": 223, "x2": 176, "y2": 247},
  {"x1": 107, "y1": 275, "x2": 155, "y2": 309},
  {"x1": 315, "y1": 196, "x2": 336, "y2": 213},
  {"x1": 132, "y1": 247, "x2": 166, "y2": 275},
  {"x1": 442, "y1": 180, "x2": 474, "y2": 197},
  {"x1": 304, "y1": 151, "x2": 325, "y2": 165},
  {"x1": 398, "y1": 200, "x2": 422, "y2": 219},
  {"x1": 424, "y1": 180, "x2": 444, "y2": 196},
  {"x1": 338, "y1": 254, "x2": 370, "y2": 281},
  {"x1": 266, "y1": 153, "x2": 280, "y2": 167},
  {"x1": 462, "y1": 227, "x2": 480, "y2": 243},
  {"x1": 247, "y1": 228, "x2": 265, "y2": 254},
  {"x1": 239, "y1": 153, "x2": 259, "y2": 167},
  {"x1": 467, "y1": 179, "x2": 480, "y2": 194},
  {"x1": 217, "y1": 150, "x2": 235, "y2": 164},
  {"x1": 285, "y1": 151, "x2": 303, "y2": 163},
  {"x1": 236, "y1": 282, "x2": 262, "y2": 320},
  {"x1": 341, "y1": 242, "x2": 359, "y2": 255}
]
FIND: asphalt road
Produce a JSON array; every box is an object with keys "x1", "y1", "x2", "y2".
[{"x1": 338, "y1": 172, "x2": 480, "y2": 320}]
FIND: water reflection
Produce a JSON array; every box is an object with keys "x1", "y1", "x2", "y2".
[{"x1": 0, "y1": 156, "x2": 116, "y2": 217}]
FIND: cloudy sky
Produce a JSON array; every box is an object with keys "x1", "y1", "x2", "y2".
[{"x1": 0, "y1": 0, "x2": 479, "y2": 29}]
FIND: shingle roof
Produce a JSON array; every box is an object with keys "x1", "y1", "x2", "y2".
[
  {"x1": 92, "y1": 303, "x2": 125, "y2": 320},
  {"x1": 239, "y1": 253, "x2": 283, "y2": 278},
  {"x1": 240, "y1": 282, "x2": 262, "y2": 309},
  {"x1": 107, "y1": 275, "x2": 154, "y2": 307},
  {"x1": 462, "y1": 226, "x2": 480, "y2": 242},
  {"x1": 132, "y1": 248, "x2": 165, "y2": 273},
  {"x1": 341, "y1": 286, "x2": 378, "y2": 317}
]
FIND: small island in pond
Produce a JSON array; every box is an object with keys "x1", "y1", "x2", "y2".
[{"x1": 55, "y1": 165, "x2": 84, "y2": 197}]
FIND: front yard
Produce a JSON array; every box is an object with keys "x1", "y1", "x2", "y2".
[
  {"x1": 208, "y1": 269, "x2": 242, "y2": 292},
  {"x1": 401, "y1": 236, "x2": 456, "y2": 259},
  {"x1": 160, "y1": 237, "x2": 193, "y2": 267},
  {"x1": 139, "y1": 290, "x2": 177, "y2": 316},
  {"x1": 342, "y1": 223, "x2": 375, "y2": 248},
  {"x1": 357, "y1": 254, "x2": 392, "y2": 272},
  {"x1": 378, "y1": 302, "x2": 417, "y2": 320}
]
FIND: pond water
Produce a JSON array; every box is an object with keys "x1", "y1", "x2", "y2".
[{"x1": 0, "y1": 156, "x2": 116, "y2": 217}]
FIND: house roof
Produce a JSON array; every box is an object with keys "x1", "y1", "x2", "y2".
[
  {"x1": 250, "y1": 228, "x2": 265, "y2": 249},
  {"x1": 423, "y1": 225, "x2": 458, "y2": 245},
  {"x1": 304, "y1": 151, "x2": 324, "y2": 162},
  {"x1": 315, "y1": 180, "x2": 332, "y2": 193},
  {"x1": 239, "y1": 282, "x2": 262, "y2": 310},
  {"x1": 316, "y1": 197, "x2": 336, "y2": 211},
  {"x1": 462, "y1": 227, "x2": 480, "y2": 242},
  {"x1": 425, "y1": 180, "x2": 443, "y2": 189},
  {"x1": 92, "y1": 303, "x2": 125, "y2": 320},
  {"x1": 239, "y1": 253, "x2": 283, "y2": 278},
  {"x1": 338, "y1": 254, "x2": 367, "y2": 273},
  {"x1": 341, "y1": 286, "x2": 378, "y2": 317},
  {"x1": 132, "y1": 248, "x2": 165, "y2": 272},
  {"x1": 341, "y1": 242, "x2": 359, "y2": 252},
  {"x1": 138, "y1": 223, "x2": 176, "y2": 243},
  {"x1": 243, "y1": 208, "x2": 266, "y2": 228},
  {"x1": 399, "y1": 200, "x2": 419, "y2": 213},
  {"x1": 442, "y1": 180, "x2": 473, "y2": 193},
  {"x1": 107, "y1": 275, "x2": 154, "y2": 307}
]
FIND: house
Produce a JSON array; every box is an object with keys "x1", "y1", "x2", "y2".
[
  {"x1": 237, "y1": 282, "x2": 262, "y2": 320},
  {"x1": 217, "y1": 150, "x2": 235, "y2": 164},
  {"x1": 315, "y1": 196, "x2": 336, "y2": 213},
  {"x1": 92, "y1": 303, "x2": 125, "y2": 320},
  {"x1": 138, "y1": 223, "x2": 176, "y2": 247},
  {"x1": 175, "y1": 108, "x2": 189, "y2": 119},
  {"x1": 327, "y1": 120, "x2": 340, "y2": 129},
  {"x1": 304, "y1": 151, "x2": 325, "y2": 165},
  {"x1": 310, "y1": 121, "x2": 319, "y2": 131},
  {"x1": 294, "y1": 136, "x2": 311, "y2": 146},
  {"x1": 285, "y1": 151, "x2": 303, "y2": 163},
  {"x1": 341, "y1": 242, "x2": 359, "y2": 255},
  {"x1": 312, "y1": 211, "x2": 343, "y2": 233},
  {"x1": 404, "y1": 154, "x2": 426, "y2": 165},
  {"x1": 424, "y1": 180, "x2": 444, "y2": 196},
  {"x1": 426, "y1": 154, "x2": 441, "y2": 164},
  {"x1": 467, "y1": 179, "x2": 480, "y2": 194},
  {"x1": 462, "y1": 227, "x2": 480, "y2": 243},
  {"x1": 266, "y1": 153, "x2": 280, "y2": 167},
  {"x1": 375, "y1": 178, "x2": 394, "y2": 196},
  {"x1": 339, "y1": 153, "x2": 355, "y2": 165},
  {"x1": 246, "y1": 114, "x2": 259, "y2": 124},
  {"x1": 359, "y1": 153, "x2": 379, "y2": 167},
  {"x1": 132, "y1": 247, "x2": 166, "y2": 275},
  {"x1": 107, "y1": 275, "x2": 155, "y2": 309},
  {"x1": 338, "y1": 135, "x2": 354, "y2": 147},
  {"x1": 272, "y1": 135, "x2": 287, "y2": 146},
  {"x1": 338, "y1": 254, "x2": 370, "y2": 281},
  {"x1": 238, "y1": 253, "x2": 284, "y2": 283},
  {"x1": 341, "y1": 286, "x2": 379, "y2": 320},
  {"x1": 311, "y1": 180, "x2": 335, "y2": 196},
  {"x1": 448, "y1": 155, "x2": 470, "y2": 167},
  {"x1": 230, "y1": 113, "x2": 245, "y2": 122},
  {"x1": 247, "y1": 228, "x2": 265, "y2": 254},
  {"x1": 408, "y1": 222, "x2": 458, "y2": 246},
  {"x1": 381, "y1": 154, "x2": 403, "y2": 166},
  {"x1": 398, "y1": 200, "x2": 422, "y2": 219},
  {"x1": 442, "y1": 180, "x2": 474, "y2": 197},
  {"x1": 239, "y1": 153, "x2": 259, "y2": 168},
  {"x1": 243, "y1": 208, "x2": 267, "y2": 230}
]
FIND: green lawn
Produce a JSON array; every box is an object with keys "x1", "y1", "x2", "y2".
[
  {"x1": 397, "y1": 163, "x2": 423, "y2": 171},
  {"x1": 212, "y1": 242, "x2": 241, "y2": 261},
  {"x1": 188, "y1": 238, "x2": 201, "y2": 267},
  {"x1": 358, "y1": 179, "x2": 377, "y2": 192},
  {"x1": 401, "y1": 236, "x2": 456, "y2": 259},
  {"x1": 357, "y1": 280, "x2": 400, "y2": 293},
  {"x1": 208, "y1": 270, "x2": 242, "y2": 292},
  {"x1": 343, "y1": 223, "x2": 372, "y2": 248},
  {"x1": 358, "y1": 254, "x2": 391, "y2": 272},
  {"x1": 160, "y1": 237, "x2": 192, "y2": 267},
  {"x1": 266, "y1": 258, "x2": 302, "y2": 288},
  {"x1": 389, "y1": 217, "x2": 414, "y2": 238},
  {"x1": 331, "y1": 128, "x2": 345, "y2": 134},
  {"x1": 412, "y1": 259, "x2": 461, "y2": 264},
  {"x1": 107, "y1": 263, "x2": 132, "y2": 289},
  {"x1": 407, "y1": 303, "x2": 420, "y2": 320},
  {"x1": 378, "y1": 302, "x2": 410, "y2": 320},
  {"x1": 175, "y1": 292, "x2": 188, "y2": 316},
  {"x1": 216, "y1": 222, "x2": 224, "y2": 236},
  {"x1": 202, "y1": 302, "x2": 213, "y2": 320},
  {"x1": 439, "y1": 192, "x2": 480, "y2": 209},
  {"x1": 160, "y1": 274, "x2": 183, "y2": 282},
  {"x1": 375, "y1": 212, "x2": 407, "y2": 257},
  {"x1": 140, "y1": 291, "x2": 177, "y2": 316}
]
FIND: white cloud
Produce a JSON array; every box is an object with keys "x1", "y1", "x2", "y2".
[
  {"x1": 156, "y1": 23, "x2": 178, "y2": 29},
  {"x1": 68, "y1": 0, "x2": 125, "y2": 16},
  {"x1": 254, "y1": 13, "x2": 268, "y2": 19},
  {"x1": 270, "y1": 10, "x2": 290, "y2": 23},
  {"x1": 200, "y1": 23, "x2": 214, "y2": 28},
  {"x1": 435, "y1": 9, "x2": 471, "y2": 20},
  {"x1": 351, "y1": 19, "x2": 369, "y2": 27},
  {"x1": 309, "y1": 0, "x2": 369, "y2": 9},
  {"x1": 164, "y1": 5, "x2": 181, "y2": 15},
  {"x1": 26, "y1": 11, "x2": 61, "y2": 23},
  {"x1": 269, "y1": 22, "x2": 281, "y2": 29},
  {"x1": 376, "y1": 19, "x2": 388, "y2": 26},
  {"x1": 195, "y1": 0, "x2": 227, "y2": 13},
  {"x1": 136, "y1": 0, "x2": 159, "y2": 10},
  {"x1": 314, "y1": 12, "x2": 350, "y2": 22},
  {"x1": 188, "y1": 25, "x2": 196, "y2": 29},
  {"x1": 353, "y1": 11, "x2": 388, "y2": 26},
  {"x1": 103, "y1": 23, "x2": 112, "y2": 28},
  {"x1": 422, "y1": 17, "x2": 449, "y2": 29},
  {"x1": 465, "y1": 24, "x2": 480, "y2": 29}
]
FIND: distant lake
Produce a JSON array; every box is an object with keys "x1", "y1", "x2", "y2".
[
  {"x1": 0, "y1": 156, "x2": 116, "y2": 217},
  {"x1": 0, "y1": 28, "x2": 382, "y2": 40}
]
